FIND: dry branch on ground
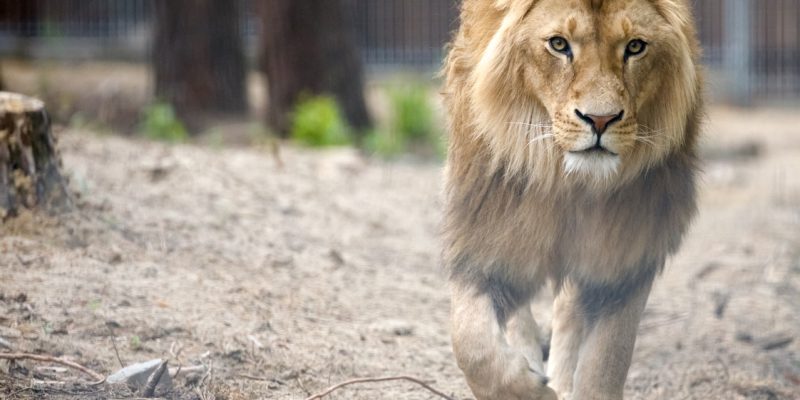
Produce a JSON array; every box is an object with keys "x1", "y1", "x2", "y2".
[
  {"x1": 0, "y1": 352, "x2": 104, "y2": 383},
  {"x1": 303, "y1": 375, "x2": 455, "y2": 400}
]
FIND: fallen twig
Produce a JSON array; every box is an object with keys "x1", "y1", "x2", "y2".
[
  {"x1": 0, "y1": 352, "x2": 105, "y2": 383},
  {"x1": 142, "y1": 359, "x2": 168, "y2": 398},
  {"x1": 236, "y1": 373, "x2": 270, "y2": 381},
  {"x1": 296, "y1": 376, "x2": 311, "y2": 396},
  {"x1": 303, "y1": 375, "x2": 455, "y2": 400},
  {"x1": 759, "y1": 334, "x2": 794, "y2": 351},
  {"x1": 168, "y1": 341, "x2": 184, "y2": 378},
  {"x1": 170, "y1": 364, "x2": 205, "y2": 377},
  {"x1": 105, "y1": 324, "x2": 125, "y2": 368},
  {"x1": 172, "y1": 364, "x2": 183, "y2": 380},
  {"x1": 8, "y1": 386, "x2": 33, "y2": 398},
  {"x1": 246, "y1": 334, "x2": 263, "y2": 349}
]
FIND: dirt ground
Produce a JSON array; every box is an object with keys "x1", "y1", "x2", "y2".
[{"x1": 1, "y1": 104, "x2": 799, "y2": 400}]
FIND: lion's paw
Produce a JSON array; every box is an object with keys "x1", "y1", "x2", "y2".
[{"x1": 468, "y1": 355, "x2": 558, "y2": 400}]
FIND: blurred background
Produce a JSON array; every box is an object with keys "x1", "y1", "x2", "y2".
[
  {"x1": 0, "y1": 0, "x2": 797, "y2": 149},
  {"x1": 0, "y1": 2, "x2": 798, "y2": 400},
  {"x1": 0, "y1": 0, "x2": 462, "y2": 155}
]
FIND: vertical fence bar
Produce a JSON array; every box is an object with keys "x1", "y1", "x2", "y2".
[
  {"x1": 778, "y1": 0, "x2": 784, "y2": 99},
  {"x1": 795, "y1": 1, "x2": 800, "y2": 97},
  {"x1": 724, "y1": 0, "x2": 752, "y2": 104}
]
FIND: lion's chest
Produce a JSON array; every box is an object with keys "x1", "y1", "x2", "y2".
[{"x1": 445, "y1": 154, "x2": 696, "y2": 285}]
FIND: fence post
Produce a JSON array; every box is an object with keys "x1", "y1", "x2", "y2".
[{"x1": 724, "y1": 0, "x2": 752, "y2": 105}]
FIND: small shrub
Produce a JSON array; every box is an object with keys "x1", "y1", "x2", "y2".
[
  {"x1": 364, "y1": 82, "x2": 444, "y2": 160},
  {"x1": 130, "y1": 335, "x2": 142, "y2": 351},
  {"x1": 389, "y1": 84, "x2": 436, "y2": 141},
  {"x1": 140, "y1": 102, "x2": 188, "y2": 143},
  {"x1": 364, "y1": 129, "x2": 406, "y2": 159},
  {"x1": 290, "y1": 96, "x2": 351, "y2": 147}
]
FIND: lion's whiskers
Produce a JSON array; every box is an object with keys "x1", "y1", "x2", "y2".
[
  {"x1": 633, "y1": 136, "x2": 656, "y2": 148},
  {"x1": 506, "y1": 119, "x2": 556, "y2": 149},
  {"x1": 637, "y1": 124, "x2": 665, "y2": 136},
  {"x1": 528, "y1": 133, "x2": 555, "y2": 144},
  {"x1": 632, "y1": 123, "x2": 666, "y2": 149},
  {"x1": 507, "y1": 121, "x2": 554, "y2": 128}
]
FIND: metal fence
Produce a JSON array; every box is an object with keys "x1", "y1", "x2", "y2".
[
  {"x1": 695, "y1": 0, "x2": 800, "y2": 102},
  {"x1": 351, "y1": 0, "x2": 459, "y2": 68},
  {"x1": 0, "y1": 0, "x2": 458, "y2": 68},
  {"x1": 0, "y1": 0, "x2": 797, "y2": 102}
]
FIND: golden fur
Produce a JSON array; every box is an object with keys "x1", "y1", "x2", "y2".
[{"x1": 441, "y1": 0, "x2": 703, "y2": 399}]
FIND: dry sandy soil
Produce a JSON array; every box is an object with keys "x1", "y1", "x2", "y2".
[{"x1": 1, "y1": 106, "x2": 799, "y2": 400}]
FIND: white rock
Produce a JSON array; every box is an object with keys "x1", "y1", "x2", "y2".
[{"x1": 106, "y1": 359, "x2": 172, "y2": 393}]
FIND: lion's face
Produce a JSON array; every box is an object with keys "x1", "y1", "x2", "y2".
[{"x1": 468, "y1": 0, "x2": 700, "y2": 188}]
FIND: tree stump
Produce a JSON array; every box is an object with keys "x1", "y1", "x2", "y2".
[{"x1": 0, "y1": 91, "x2": 71, "y2": 219}]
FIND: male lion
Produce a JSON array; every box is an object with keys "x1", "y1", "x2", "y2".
[{"x1": 441, "y1": 0, "x2": 702, "y2": 399}]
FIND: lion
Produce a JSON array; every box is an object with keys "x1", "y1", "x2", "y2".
[{"x1": 441, "y1": 0, "x2": 702, "y2": 399}]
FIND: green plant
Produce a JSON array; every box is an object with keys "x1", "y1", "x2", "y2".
[
  {"x1": 366, "y1": 82, "x2": 444, "y2": 160},
  {"x1": 389, "y1": 84, "x2": 436, "y2": 141},
  {"x1": 427, "y1": 130, "x2": 448, "y2": 160},
  {"x1": 68, "y1": 113, "x2": 88, "y2": 130},
  {"x1": 364, "y1": 129, "x2": 407, "y2": 159},
  {"x1": 290, "y1": 96, "x2": 351, "y2": 147},
  {"x1": 87, "y1": 299, "x2": 102, "y2": 311},
  {"x1": 247, "y1": 122, "x2": 271, "y2": 142},
  {"x1": 140, "y1": 102, "x2": 189, "y2": 143},
  {"x1": 68, "y1": 112, "x2": 111, "y2": 135},
  {"x1": 130, "y1": 335, "x2": 142, "y2": 351},
  {"x1": 204, "y1": 128, "x2": 225, "y2": 150}
]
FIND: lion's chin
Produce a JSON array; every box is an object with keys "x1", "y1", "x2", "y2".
[{"x1": 563, "y1": 150, "x2": 621, "y2": 184}]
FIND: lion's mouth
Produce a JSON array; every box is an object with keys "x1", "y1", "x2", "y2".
[
  {"x1": 563, "y1": 145, "x2": 621, "y2": 179},
  {"x1": 569, "y1": 143, "x2": 618, "y2": 156}
]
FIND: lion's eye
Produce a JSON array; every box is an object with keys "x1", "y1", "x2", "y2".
[
  {"x1": 548, "y1": 36, "x2": 572, "y2": 57},
  {"x1": 625, "y1": 39, "x2": 647, "y2": 59}
]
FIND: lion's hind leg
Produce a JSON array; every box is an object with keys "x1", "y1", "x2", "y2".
[{"x1": 450, "y1": 278, "x2": 557, "y2": 400}]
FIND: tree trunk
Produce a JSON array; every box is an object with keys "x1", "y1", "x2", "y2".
[
  {"x1": 153, "y1": 0, "x2": 247, "y2": 127},
  {"x1": 0, "y1": 0, "x2": 39, "y2": 58},
  {"x1": 259, "y1": 0, "x2": 371, "y2": 137},
  {"x1": 0, "y1": 92, "x2": 72, "y2": 219}
]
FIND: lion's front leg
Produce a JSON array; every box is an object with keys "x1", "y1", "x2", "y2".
[
  {"x1": 569, "y1": 270, "x2": 656, "y2": 400},
  {"x1": 451, "y1": 280, "x2": 557, "y2": 400},
  {"x1": 547, "y1": 282, "x2": 586, "y2": 399},
  {"x1": 506, "y1": 304, "x2": 546, "y2": 377}
]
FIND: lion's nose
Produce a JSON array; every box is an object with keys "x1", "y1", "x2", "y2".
[{"x1": 574, "y1": 110, "x2": 624, "y2": 135}]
